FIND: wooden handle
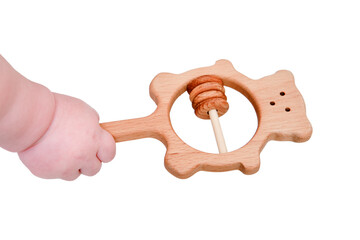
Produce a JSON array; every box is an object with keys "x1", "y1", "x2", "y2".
[{"x1": 100, "y1": 114, "x2": 158, "y2": 142}]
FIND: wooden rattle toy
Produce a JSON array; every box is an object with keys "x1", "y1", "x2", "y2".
[{"x1": 100, "y1": 60, "x2": 312, "y2": 179}]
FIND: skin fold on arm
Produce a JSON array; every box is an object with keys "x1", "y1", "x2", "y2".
[
  {"x1": 0, "y1": 55, "x2": 55, "y2": 152},
  {"x1": 0, "y1": 55, "x2": 116, "y2": 180}
]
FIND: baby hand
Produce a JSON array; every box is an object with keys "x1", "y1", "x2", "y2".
[{"x1": 18, "y1": 93, "x2": 116, "y2": 180}]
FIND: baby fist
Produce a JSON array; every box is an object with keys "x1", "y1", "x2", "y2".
[{"x1": 18, "y1": 93, "x2": 116, "y2": 180}]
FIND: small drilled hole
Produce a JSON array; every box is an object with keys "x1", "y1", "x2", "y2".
[
  {"x1": 280, "y1": 92, "x2": 285, "y2": 96},
  {"x1": 285, "y1": 107, "x2": 291, "y2": 112},
  {"x1": 270, "y1": 101, "x2": 275, "y2": 106}
]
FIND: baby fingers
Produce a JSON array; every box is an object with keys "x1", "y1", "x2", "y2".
[
  {"x1": 79, "y1": 156, "x2": 102, "y2": 176},
  {"x1": 97, "y1": 130, "x2": 116, "y2": 163}
]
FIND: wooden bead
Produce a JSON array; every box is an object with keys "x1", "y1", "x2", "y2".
[
  {"x1": 189, "y1": 82, "x2": 225, "y2": 102},
  {"x1": 187, "y1": 75, "x2": 223, "y2": 93},
  {"x1": 187, "y1": 75, "x2": 229, "y2": 119},
  {"x1": 192, "y1": 90, "x2": 226, "y2": 109}
]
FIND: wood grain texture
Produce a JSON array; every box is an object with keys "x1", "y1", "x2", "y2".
[
  {"x1": 100, "y1": 60, "x2": 312, "y2": 179},
  {"x1": 187, "y1": 75, "x2": 229, "y2": 119}
]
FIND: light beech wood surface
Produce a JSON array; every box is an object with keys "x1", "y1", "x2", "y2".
[{"x1": 101, "y1": 60, "x2": 312, "y2": 178}]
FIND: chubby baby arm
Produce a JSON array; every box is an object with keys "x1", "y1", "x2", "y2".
[
  {"x1": 19, "y1": 94, "x2": 116, "y2": 180},
  {"x1": 0, "y1": 55, "x2": 116, "y2": 180},
  {"x1": 0, "y1": 55, "x2": 56, "y2": 152}
]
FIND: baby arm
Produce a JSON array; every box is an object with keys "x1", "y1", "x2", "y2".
[
  {"x1": 0, "y1": 55, "x2": 116, "y2": 180},
  {"x1": 0, "y1": 55, "x2": 55, "y2": 152}
]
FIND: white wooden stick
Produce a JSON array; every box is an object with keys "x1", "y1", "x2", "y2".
[{"x1": 208, "y1": 109, "x2": 228, "y2": 153}]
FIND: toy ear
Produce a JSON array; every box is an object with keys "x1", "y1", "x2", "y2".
[
  {"x1": 215, "y1": 59, "x2": 236, "y2": 69},
  {"x1": 150, "y1": 72, "x2": 176, "y2": 88},
  {"x1": 238, "y1": 151, "x2": 261, "y2": 175},
  {"x1": 293, "y1": 118, "x2": 313, "y2": 143},
  {"x1": 273, "y1": 70, "x2": 295, "y2": 83},
  {"x1": 149, "y1": 72, "x2": 176, "y2": 103},
  {"x1": 164, "y1": 150, "x2": 201, "y2": 179}
]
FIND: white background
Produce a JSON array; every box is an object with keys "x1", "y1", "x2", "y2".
[{"x1": 0, "y1": 0, "x2": 359, "y2": 239}]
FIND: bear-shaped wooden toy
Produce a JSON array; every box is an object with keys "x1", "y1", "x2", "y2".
[{"x1": 101, "y1": 60, "x2": 312, "y2": 178}]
